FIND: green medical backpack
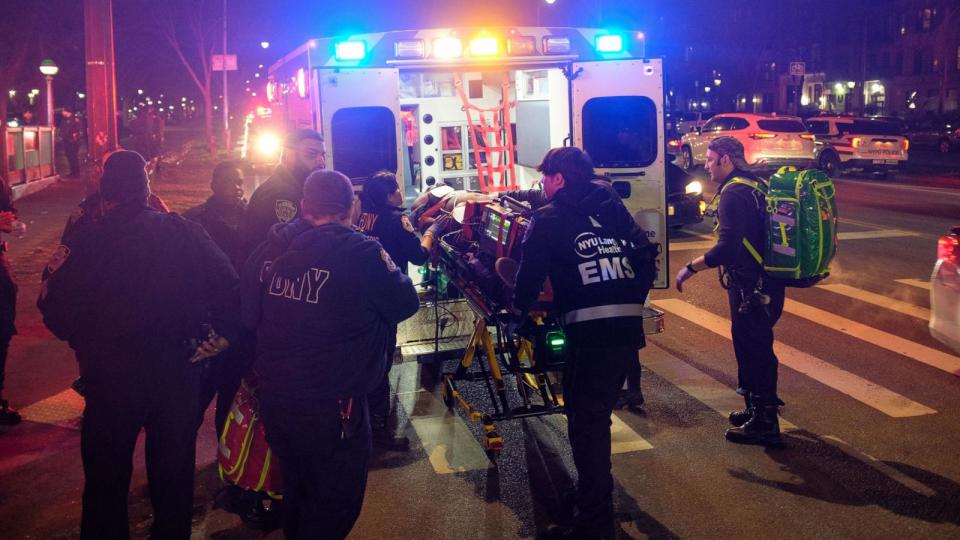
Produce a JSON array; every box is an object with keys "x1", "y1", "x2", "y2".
[{"x1": 723, "y1": 167, "x2": 838, "y2": 287}]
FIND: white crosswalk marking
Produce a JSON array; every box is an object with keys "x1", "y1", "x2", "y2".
[
  {"x1": 19, "y1": 389, "x2": 84, "y2": 430},
  {"x1": 641, "y1": 342, "x2": 936, "y2": 497},
  {"x1": 896, "y1": 278, "x2": 931, "y2": 291},
  {"x1": 783, "y1": 299, "x2": 960, "y2": 376},
  {"x1": 653, "y1": 299, "x2": 937, "y2": 417},
  {"x1": 817, "y1": 283, "x2": 930, "y2": 321},
  {"x1": 668, "y1": 229, "x2": 920, "y2": 252}
]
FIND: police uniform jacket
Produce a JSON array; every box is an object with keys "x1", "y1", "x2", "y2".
[
  {"x1": 241, "y1": 219, "x2": 420, "y2": 409},
  {"x1": 183, "y1": 196, "x2": 248, "y2": 271},
  {"x1": 38, "y1": 203, "x2": 241, "y2": 359},
  {"x1": 356, "y1": 202, "x2": 428, "y2": 274},
  {"x1": 513, "y1": 184, "x2": 656, "y2": 348},
  {"x1": 703, "y1": 169, "x2": 766, "y2": 281},
  {"x1": 243, "y1": 165, "x2": 302, "y2": 257}
]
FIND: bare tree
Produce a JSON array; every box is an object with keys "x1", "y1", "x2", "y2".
[{"x1": 155, "y1": 0, "x2": 220, "y2": 153}]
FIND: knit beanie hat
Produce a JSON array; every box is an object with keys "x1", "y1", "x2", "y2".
[{"x1": 100, "y1": 150, "x2": 150, "y2": 203}]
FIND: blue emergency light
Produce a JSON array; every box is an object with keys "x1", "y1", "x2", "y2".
[
  {"x1": 595, "y1": 34, "x2": 624, "y2": 53},
  {"x1": 335, "y1": 40, "x2": 367, "y2": 61}
]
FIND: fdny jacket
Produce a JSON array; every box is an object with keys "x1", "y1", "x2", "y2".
[
  {"x1": 242, "y1": 165, "x2": 303, "y2": 257},
  {"x1": 241, "y1": 219, "x2": 420, "y2": 407},
  {"x1": 703, "y1": 168, "x2": 766, "y2": 279},
  {"x1": 355, "y1": 202, "x2": 428, "y2": 273},
  {"x1": 39, "y1": 203, "x2": 241, "y2": 356},
  {"x1": 513, "y1": 184, "x2": 656, "y2": 348}
]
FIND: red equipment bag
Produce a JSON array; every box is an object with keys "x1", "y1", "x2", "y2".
[{"x1": 217, "y1": 377, "x2": 282, "y2": 497}]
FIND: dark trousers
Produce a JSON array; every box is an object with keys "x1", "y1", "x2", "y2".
[
  {"x1": 63, "y1": 141, "x2": 81, "y2": 176},
  {"x1": 80, "y1": 354, "x2": 203, "y2": 540},
  {"x1": 197, "y1": 335, "x2": 254, "y2": 437},
  {"x1": 367, "y1": 325, "x2": 397, "y2": 419},
  {"x1": 727, "y1": 282, "x2": 786, "y2": 401},
  {"x1": 260, "y1": 396, "x2": 371, "y2": 540},
  {"x1": 0, "y1": 252, "x2": 16, "y2": 395},
  {"x1": 563, "y1": 345, "x2": 638, "y2": 537}
]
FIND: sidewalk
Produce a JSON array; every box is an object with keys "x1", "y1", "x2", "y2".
[{"x1": 0, "y1": 145, "x2": 271, "y2": 539}]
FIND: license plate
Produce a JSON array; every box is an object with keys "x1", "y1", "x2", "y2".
[{"x1": 873, "y1": 159, "x2": 898, "y2": 165}]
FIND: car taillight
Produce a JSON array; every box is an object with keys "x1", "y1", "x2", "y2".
[
  {"x1": 667, "y1": 139, "x2": 680, "y2": 148},
  {"x1": 749, "y1": 133, "x2": 777, "y2": 140},
  {"x1": 799, "y1": 133, "x2": 815, "y2": 140},
  {"x1": 938, "y1": 234, "x2": 959, "y2": 263},
  {"x1": 851, "y1": 137, "x2": 863, "y2": 148},
  {"x1": 902, "y1": 139, "x2": 909, "y2": 151}
]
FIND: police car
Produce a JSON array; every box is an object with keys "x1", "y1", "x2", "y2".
[
  {"x1": 805, "y1": 115, "x2": 909, "y2": 177},
  {"x1": 256, "y1": 26, "x2": 671, "y2": 288}
]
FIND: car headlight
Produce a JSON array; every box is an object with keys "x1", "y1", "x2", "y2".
[
  {"x1": 685, "y1": 180, "x2": 703, "y2": 196},
  {"x1": 255, "y1": 132, "x2": 281, "y2": 158}
]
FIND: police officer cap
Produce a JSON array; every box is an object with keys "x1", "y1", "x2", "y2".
[
  {"x1": 302, "y1": 169, "x2": 354, "y2": 216},
  {"x1": 100, "y1": 150, "x2": 150, "y2": 203},
  {"x1": 708, "y1": 136, "x2": 750, "y2": 169}
]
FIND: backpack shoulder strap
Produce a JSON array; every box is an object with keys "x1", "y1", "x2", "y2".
[{"x1": 719, "y1": 176, "x2": 765, "y2": 266}]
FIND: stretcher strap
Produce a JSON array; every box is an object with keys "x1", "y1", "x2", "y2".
[{"x1": 455, "y1": 75, "x2": 517, "y2": 193}]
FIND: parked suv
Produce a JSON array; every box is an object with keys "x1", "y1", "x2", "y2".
[
  {"x1": 805, "y1": 116, "x2": 909, "y2": 177},
  {"x1": 679, "y1": 113, "x2": 816, "y2": 171}
]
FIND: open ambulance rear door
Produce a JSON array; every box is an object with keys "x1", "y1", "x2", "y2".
[
  {"x1": 316, "y1": 67, "x2": 405, "y2": 186},
  {"x1": 570, "y1": 58, "x2": 668, "y2": 288}
]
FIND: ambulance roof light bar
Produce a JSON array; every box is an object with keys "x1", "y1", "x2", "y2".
[
  {"x1": 595, "y1": 34, "x2": 624, "y2": 53},
  {"x1": 433, "y1": 37, "x2": 463, "y2": 59},
  {"x1": 507, "y1": 36, "x2": 536, "y2": 56},
  {"x1": 334, "y1": 40, "x2": 367, "y2": 61},
  {"x1": 542, "y1": 36, "x2": 571, "y2": 55},
  {"x1": 394, "y1": 39, "x2": 426, "y2": 59},
  {"x1": 469, "y1": 36, "x2": 499, "y2": 56}
]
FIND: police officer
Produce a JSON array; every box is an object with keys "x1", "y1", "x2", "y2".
[
  {"x1": 242, "y1": 169, "x2": 420, "y2": 539},
  {"x1": 512, "y1": 147, "x2": 657, "y2": 539},
  {"x1": 60, "y1": 108, "x2": 83, "y2": 177},
  {"x1": 675, "y1": 136, "x2": 785, "y2": 446},
  {"x1": 243, "y1": 129, "x2": 326, "y2": 256},
  {"x1": 38, "y1": 150, "x2": 241, "y2": 540},
  {"x1": 355, "y1": 171, "x2": 429, "y2": 451}
]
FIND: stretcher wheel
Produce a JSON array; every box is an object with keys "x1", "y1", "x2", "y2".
[{"x1": 441, "y1": 374, "x2": 455, "y2": 409}]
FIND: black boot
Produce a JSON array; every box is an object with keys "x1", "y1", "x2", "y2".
[
  {"x1": 0, "y1": 398, "x2": 21, "y2": 426},
  {"x1": 728, "y1": 393, "x2": 753, "y2": 427},
  {"x1": 726, "y1": 398, "x2": 780, "y2": 447},
  {"x1": 614, "y1": 387, "x2": 644, "y2": 411}
]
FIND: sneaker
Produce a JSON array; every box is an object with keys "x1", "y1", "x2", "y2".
[{"x1": 0, "y1": 399, "x2": 21, "y2": 426}]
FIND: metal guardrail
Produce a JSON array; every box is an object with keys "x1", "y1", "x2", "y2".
[{"x1": 4, "y1": 126, "x2": 57, "y2": 186}]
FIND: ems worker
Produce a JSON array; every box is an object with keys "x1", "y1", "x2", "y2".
[
  {"x1": 242, "y1": 169, "x2": 420, "y2": 539},
  {"x1": 243, "y1": 129, "x2": 326, "y2": 256},
  {"x1": 38, "y1": 150, "x2": 241, "y2": 540},
  {"x1": 355, "y1": 171, "x2": 429, "y2": 451},
  {"x1": 512, "y1": 147, "x2": 657, "y2": 539},
  {"x1": 675, "y1": 136, "x2": 785, "y2": 446}
]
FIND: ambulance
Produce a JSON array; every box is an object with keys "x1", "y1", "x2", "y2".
[{"x1": 253, "y1": 27, "x2": 670, "y2": 288}]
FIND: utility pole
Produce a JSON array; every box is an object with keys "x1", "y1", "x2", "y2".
[
  {"x1": 222, "y1": 0, "x2": 230, "y2": 154},
  {"x1": 83, "y1": 0, "x2": 118, "y2": 166}
]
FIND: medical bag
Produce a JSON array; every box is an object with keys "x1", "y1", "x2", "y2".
[{"x1": 217, "y1": 377, "x2": 282, "y2": 497}]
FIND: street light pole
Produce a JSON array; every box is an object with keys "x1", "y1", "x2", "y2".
[
  {"x1": 39, "y1": 59, "x2": 59, "y2": 127},
  {"x1": 222, "y1": 0, "x2": 230, "y2": 154}
]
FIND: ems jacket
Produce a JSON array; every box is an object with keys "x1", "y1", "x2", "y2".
[
  {"x1": 355, "y1": 203, "x2": 428, "y2": 274},
  {"x1": 242, "y1": 165, "x2": 302, "y2": 257},
  {"x1": 703, "y1": 169, "x2": 766, "y2": 280},
  {"x1": 183, "y1": 196, "x2": 247, "y2": 271},
  {"x1": 38, "y1": 203, "x2": 241, "y2": 358},
  {"x1": 241, "y1": 219, "x2": 420, "y2": 407},
  {"x1": 513, "y1": 184, "x2": 656, "y2": 348}
]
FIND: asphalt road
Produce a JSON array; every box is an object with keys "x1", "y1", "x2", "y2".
[{"x1": 0, "y1": 162, "x2": 958, "y2": 539}]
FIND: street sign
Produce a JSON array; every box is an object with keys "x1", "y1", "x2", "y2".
[
  {"x1": 789, "y1": 61, "x2": 805, "y2": 77},
  {"x1": 212, "y1": 54, "x2": 238, "y2": 71}
]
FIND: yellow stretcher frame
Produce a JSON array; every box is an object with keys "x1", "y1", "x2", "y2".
[{"x1": 439, "y1": 316, "x2": 565, "y2": 462}]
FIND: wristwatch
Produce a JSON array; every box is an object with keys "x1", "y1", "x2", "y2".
[{"x1": 685, "y1": 262, "x2": 698, "y2": 274}]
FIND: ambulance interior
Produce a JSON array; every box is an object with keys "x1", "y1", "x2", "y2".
[{"x1": 333, "y1": 66, "x2": 659, "y2": 198}]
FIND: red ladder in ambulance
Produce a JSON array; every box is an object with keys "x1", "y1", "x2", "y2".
[{"x1": 454, "y1": 74, "x2": 517, "y2": 193}]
